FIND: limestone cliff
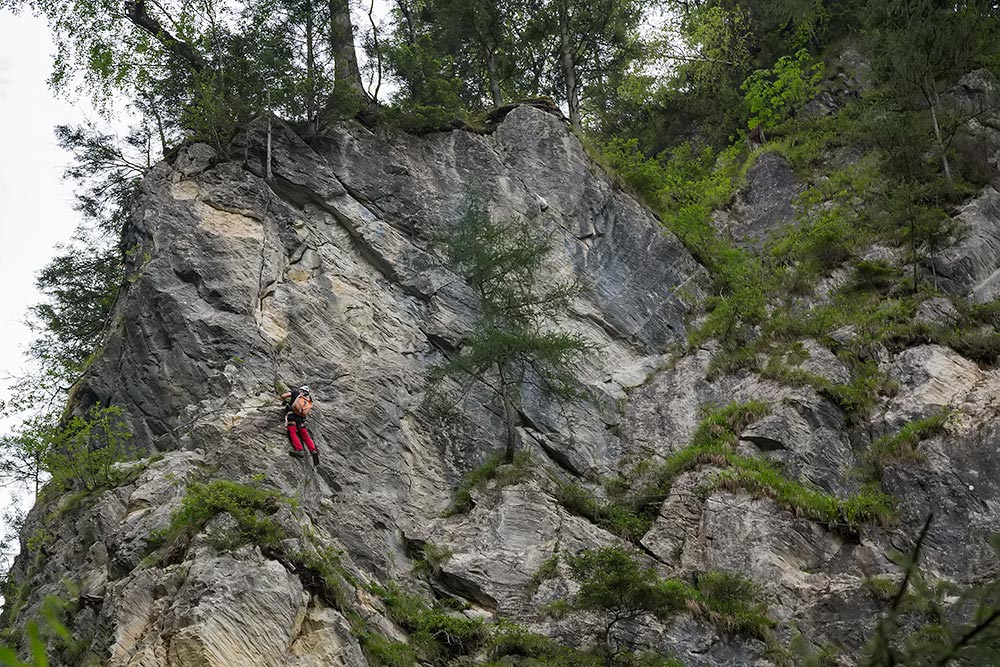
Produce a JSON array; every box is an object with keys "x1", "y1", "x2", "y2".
[{"x1": 4, "y1": 103, "x2": 1000, "y2": 666}]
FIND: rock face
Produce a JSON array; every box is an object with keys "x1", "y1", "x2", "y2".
[
  {"x1": 933, "y1": 183, "x2": 1000, "y2": 302},
  {"x1": 6, "y1": 104, "x2": 1000, "y2": 667},
  {"x1": 712, "y1": 152, "x2": 802, "y2": 248}
]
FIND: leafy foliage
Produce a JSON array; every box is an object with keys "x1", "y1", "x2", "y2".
[
  {"x1": 565, "y1": 546, "x2": 772, "y2": 657},
  {"x1": 433, "y1": 206, "x2": 588, "y2": 459},
  {"x1": 742, "y1": 48, "x2": 824, "y2": 132},
  {"x1": 42, "y1": 405, "x2": 133, "y2": 493},
  {"x1": 149, "y1": 479, "x2": 288, "y2": 554}
]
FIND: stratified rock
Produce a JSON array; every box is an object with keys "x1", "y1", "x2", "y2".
[
  {"x1": 884, "y1": 344, "x2": 983, "y2": 425},
  {"x1": 931, "y1": 184, "x2": 1000, "y2": 302},
  {"x1": 914, "y1": 297, "x2": 960, "y2": 327}
]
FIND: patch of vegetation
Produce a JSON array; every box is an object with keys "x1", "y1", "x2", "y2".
[
  {"x1": 707, "y1": 462, "x2": 894, "y2": 528},
  {"x1": 566, "y1": 546, "x2": 773, "y2": 650},
  {"x1": 148, "y1": 479, "x2": 289, "y2": 556},
  {"x1": 556, "y1": 401, "x2": 892, "y2": 538},
  {"x1": 444, "y1": 449, "x2": 533, "y2": 516},
  {"x1": 864, "y1": 575, "x2": 898, "y2": 601},
  {"x1": 526, "y1": 554, "x2": 560, "y2": 596},
  {"x1": 290, "y1": 546, "x2": 355, "y2": 613},
  {"x1": 0, "y1": 591, "x2": 87, "y2": 667},
  {"x1": 554, "y1": 480, "x2": 650, "y2": 541},
  {"x1": 693, "y1": 570, "x2": 774, "y2": 638},
  {"x1": 361, "y1": 581, "x2": 684, "y2": 667},
  {"x1": 411, "y1": 542, "x2": 453, "y2": 578},
  {"x1": 370, "y1": 583, "x2": 487, "y2": 663},
  {"x1": 863, "y1": 411, "x2": 949, "y2": 479},
  {"x1": 357, "y1": 629, "x2": 418, "y2": 667}
]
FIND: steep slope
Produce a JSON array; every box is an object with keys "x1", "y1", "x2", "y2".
[
  {"x1": 6, "y1": 100, "x2": 1000, "y2": 666},
  {"x1": 3, "y1": 106, "x2": 712, "y2": 665}
]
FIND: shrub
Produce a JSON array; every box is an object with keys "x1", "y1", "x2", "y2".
[
  {"x1": 565, "y1": 546, "x2": 773, "y2": 651},
  {"x1": 150, "y1": 479, "x2": 287, "y2": 553},
  {"x1": 43, "y1": 405, "x2": 132, "y2": 492},
  {"x1": 373, "y1": 583, "x2": 486, "y2": 661},
  {"x1": 693, "y1": 571, "x2": 773, "y2": 638}
]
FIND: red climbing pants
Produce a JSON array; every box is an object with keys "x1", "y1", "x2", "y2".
[{"x1": 287, "y1": 423, "x2": 316, "y2": 453}]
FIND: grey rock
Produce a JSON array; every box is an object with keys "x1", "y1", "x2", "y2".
[
  {"x1": 713, "y1": 153, "x2": 803, "y2": 248},
  {"x1": 931, "y1": 183, "x2": 1000, "y2": 302},
  {"x1": 884, "y1": 344, "x2": 983, "y2": 426},
  {"x1": 914, "y1": 297, "x2": 960, "y2": 327},
  {"x1": 946, "y1": 69, "x2": 1000, "y2": 181},
  {"x1": 10, "y1": 100, "x2": 1000, "y2": 667}
]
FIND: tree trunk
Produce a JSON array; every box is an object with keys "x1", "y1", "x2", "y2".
[
  {"x1": 927, "y1": 79, "x2": 953, "y2": 184},
  {"x1": 305, "y1": 0, "x2": 317, "y2": 134},
  {"x1": 558, "y1": 3, "x2": 582, "y2": 133},
  {"x1": 486, "y1": 48, "x2": 503, "y2": 108},
  {"x1": 396, "y1": 0, "x2": 417, "y2": 45},
  {"x1": 497, "y1": 366, "x2": 516, "y2": 462},
  {"x1": 329, "y1": 0, "x2": 366, "y2": 98},
  {"x1": 124, "y1": 0, "x2": 208, "y2": 73}
]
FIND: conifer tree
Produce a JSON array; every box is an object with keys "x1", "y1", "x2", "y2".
[{"x1": 434, "y1": 206, "x2": 588, "y2": 460}]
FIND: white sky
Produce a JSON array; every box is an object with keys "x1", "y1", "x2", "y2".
[{"x1": 0, "y1": 11, "x2": 90, "y2": 399}]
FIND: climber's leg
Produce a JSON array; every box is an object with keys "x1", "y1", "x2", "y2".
[
  {"x1": 286, "y1": 419, "x2": 304, "y2": 451},
  {"x1": 298, "y1": 425, "x2": 316, "y2": 453}
]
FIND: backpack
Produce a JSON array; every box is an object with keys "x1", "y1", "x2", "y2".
[{"x1": 291, "y1": 393, "x2": 313, "y2": 417}]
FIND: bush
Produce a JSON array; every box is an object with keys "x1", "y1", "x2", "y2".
[
  {"x1": 694, "y1": 571, "x2": 773, "y2": 638},
  {"x1": 565, "y1": 546, "x2": 772, "y2": 650},
  {"x1": 150, "y1": 479, "x2": 287, "y2": 553},
  {"x1": 741, "y1": 48, "x2": 824, "y2": 132},
  {"x1": 44, "y1": 405, "x2": 132, "y2": 492}
]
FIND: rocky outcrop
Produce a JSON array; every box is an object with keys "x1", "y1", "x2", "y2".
[
  {"x1": 4, "y1": 107, "x2": 713, "y2": 666},
  {"x1": 712, "y1": 152, "x2": 802, "y2": 248},
  {"x1": 932, "y1": 183, "x2": 1000, "y2": 302},
  {"x1": 6, "y1": 102, "x2": 1000, "y2": 667}
]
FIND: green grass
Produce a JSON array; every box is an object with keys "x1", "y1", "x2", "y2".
[
  {"x1": 555, "y1": 401, "x2": 893, "y2": 538},
  {"x1": 358, "y1": 630, "x2": 418, "y2": 667},
  {"x1": 863, "y1": 411, "x2": 949, "y2": 479},
  {"x1": 707, "y1": 462, "x2": 894, "y2": 528},
  {"x1": 692, "y1": 570, "x2": 775, "y2": 639},
  {"x1": 290, "y1": 546, "x2": 355, "y2": 612},
  {"x1": 362, "y1": 580, "x2": 686, "y2": 667},
  {"x1": 148, "y1": 479, "x2": 289, "y2": 554},
  {"x1": 443, "y1": 449, "x2": 533, "y2": 516},
  {"x1": 864, "y1": 575, "x2": 899, "y2": 601},
  {"x1": 526, "y1": 554, "x2": 560, "y2": 596}
]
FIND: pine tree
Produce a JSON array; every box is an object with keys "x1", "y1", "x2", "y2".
[{"x1": 433, "y1": 206, "x2": 588, "y2": 460}]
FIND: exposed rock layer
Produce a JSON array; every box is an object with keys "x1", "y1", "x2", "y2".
[{"x1": 6, "y1": 106, "x2": 1000, "y2": 666}]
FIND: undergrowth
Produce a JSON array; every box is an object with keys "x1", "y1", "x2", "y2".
[
  {"x1": 555, "y1": 402, "x2": 892, "y2": 541},
  {"x1": 147, "y1": 479, "x2": 289, "y2": 556},
  {"x1": 443, "y1": 449, "x2": 533, "y2": 516}
]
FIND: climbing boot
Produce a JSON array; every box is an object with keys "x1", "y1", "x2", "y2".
[
  {"x1": 289, "y1": 450, "x2": 305, "y2": 459},
  {"x1": 311, "y1": 451, "x2": 320, "y2": 466}
]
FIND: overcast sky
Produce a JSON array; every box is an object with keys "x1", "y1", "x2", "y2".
[{"x1": 0, "y1": 11, "x2": 91, "y2": 400}]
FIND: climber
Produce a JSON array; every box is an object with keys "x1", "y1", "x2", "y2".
[{"x1": 281, "y1": 385, "x2": 319, "y2": 465}]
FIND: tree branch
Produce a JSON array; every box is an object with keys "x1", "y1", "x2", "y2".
[{"x1": 124, "y1": 0, "x2": 209, "y2": 73}]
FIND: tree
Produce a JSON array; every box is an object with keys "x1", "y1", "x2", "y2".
[
  {"x1": 433, "y1": 206, "x2": 588, "y2": 461},
  {"x1": 862, "y1": 0, "x2": 1000, "y2": 184},
  {"x1": 566, "y1": 547, "x2": 689, "y2": 665},
  {"x1": 549, "y1": 0, "x2": 647, "y2": 134}
]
